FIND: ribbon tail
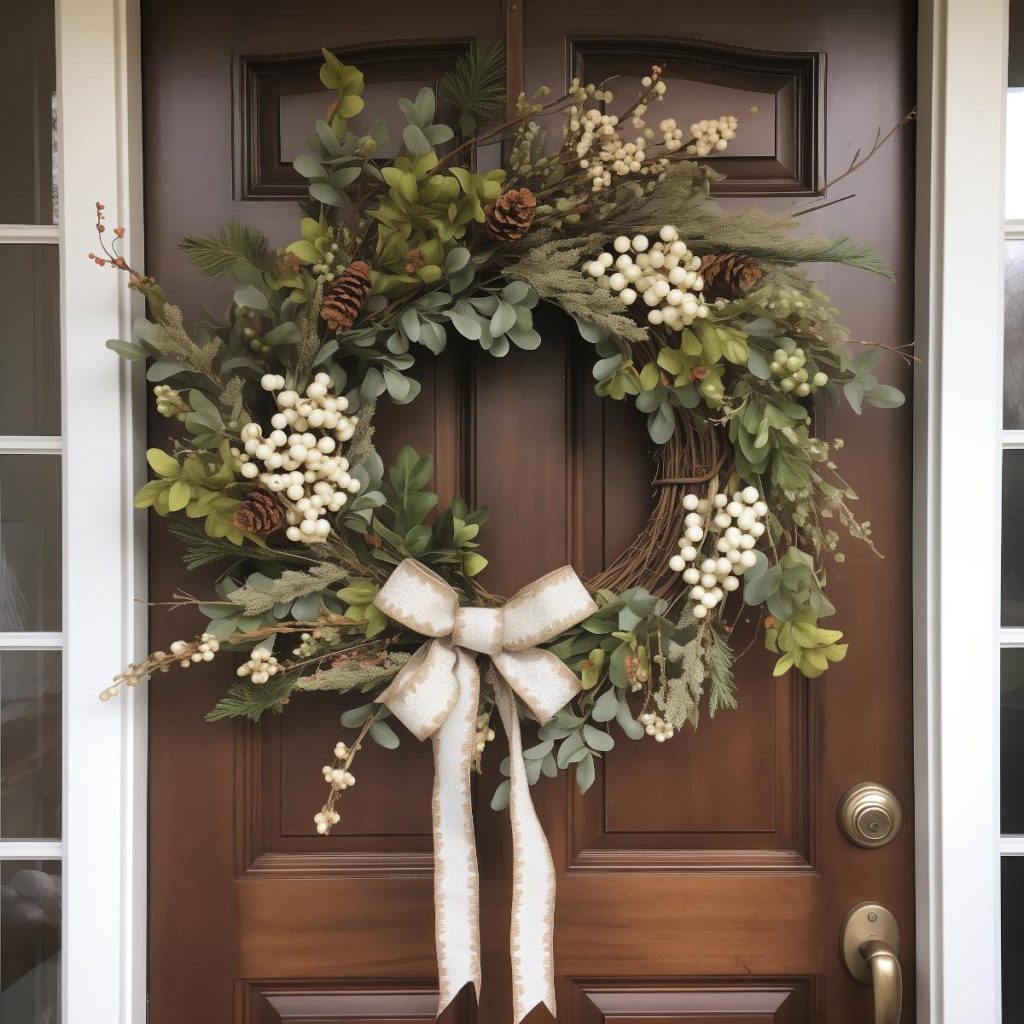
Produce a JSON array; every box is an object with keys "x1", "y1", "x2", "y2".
[
  {"x1": 432, "y1": 647, "x2": 482, "y2": 1015},
  {"x1": 494, "y1": 678, "x2": 557, "y2": 1023}
]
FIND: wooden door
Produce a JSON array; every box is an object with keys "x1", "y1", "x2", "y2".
[{"x1": 142, "y1": 2, "x2": 916, "y2": 1021}]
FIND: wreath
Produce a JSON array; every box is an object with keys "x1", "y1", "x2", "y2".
[{"x1": 95, "y1": 45, "x2": 908, "y2": 1019}]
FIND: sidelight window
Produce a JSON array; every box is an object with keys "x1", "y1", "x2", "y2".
[{"x1": 0, "y1": 1, "x2": 63, "y2": 1021}]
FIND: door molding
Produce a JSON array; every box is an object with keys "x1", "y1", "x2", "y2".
[
  {"x1": 914, "y1": 0, "x2": 1006, "y2": 1020},
  {"x1": 62, "y1": 0, "x2": 1006, "y2": 1020}
]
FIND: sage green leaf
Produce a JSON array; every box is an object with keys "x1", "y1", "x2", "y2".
[
  {"x1": 233, "y1": 284, "x2": 268, "y2": 310},
  {"x1": 647, "y1": 403, "x2": 675, "y2": 444},
  {"x1": 490, "y1": 300, "x2": 516, "y2": 337},
  {"x1": 402, "y1": 124, "x2": 433, "y2": 156},
  {"x1": 615, "y1": 698, "x2": 645, "y2": 740},
  {"x1": 583, "y1": 724, "x2": 615, "y2": 752},
  {"x1": 576, "y1": 752, "x2": 596, "y2": 793},
  {"x1": 591, "y1": 687, "x2": 619, "y2": 723},
  {"x1": 370, "y1": 719, "x2": 400, "y2": 749},
  {"x1": 106, "y1": 339, "x2": 148, "y2": 360},
  {"x1": 340, "y1": 703, "x2": 373, "y2": 727},
  {"x1": 293, "y1": 155, "x2": 327, "y2": 179},
  {"x1": 309, "y1": 182, "x2": 345, "y2": 206},
  {"x1": 445, "y1": 247, "x2": 471, "y2": 274},
  {"x1": 491, "y1": 779, "x2": 511, "y2": 811}
]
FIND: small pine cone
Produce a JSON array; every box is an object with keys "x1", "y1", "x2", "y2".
[
  {"x1": 699, "y1": 252, "x2": 764, "y2": 297},
  {"x1": 322, "y1": 260, "x2": 373, "y2": 331},
  {"x1": 484, "y1": 188, "x2": 537, "y2": 242},
  {"x1": 233, "y1": 489, "x2": 286, "y2": 535}
]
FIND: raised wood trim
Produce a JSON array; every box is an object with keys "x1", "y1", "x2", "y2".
[
  {"x1": 236, "y1": 711, "x2": 434, "y2": 877},
  {"x1": 568, "y1": 35, "x2": 825, "y2": 197},
  {"x1": 568, "y1": 976, "x2": 822, "y2": 1021},
  {"x1": 233, "y1": 39, "x2": 472, "y2": 200},
  {"x1": 567, "y1": 674, "x2": 820, "y2": 871},
  {"x1": 238, "y1": 980, "x2": 473, "y2": 1022}
]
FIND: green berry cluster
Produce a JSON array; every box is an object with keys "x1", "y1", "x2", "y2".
[{"x1": 769, "y1": 346, "x2": 828, "y2": 398}]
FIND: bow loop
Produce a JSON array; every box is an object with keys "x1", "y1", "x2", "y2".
[
  {"x1": 501, "y1": 565, "x2": 598, "y2": 651},
  {"x1": 375, "y1": 559, "x2": 459, "y2": 638}
]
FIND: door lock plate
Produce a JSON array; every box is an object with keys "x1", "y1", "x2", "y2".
[{"x1": 840, "y1": 902, "x2": 900, "y2": 983}]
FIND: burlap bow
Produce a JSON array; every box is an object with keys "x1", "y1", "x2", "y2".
[{"x1": 374, "y1": 558, "x2": 597, "y2": 1022}]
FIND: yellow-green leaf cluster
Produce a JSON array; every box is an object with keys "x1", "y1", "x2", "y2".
[
  {"x1": 320, "y1": 50, "x2": 365, "y2": 136},
  {"x1": 337, "y1": 578, "x2": 388, "y2": 638},
  {"x1": 369, "y1": 156, "x2": 504, "y2": 295},
  {"x1": 134, "y1": 441, "x2": 251, "y2": 545},
  {"x1": 765, "y1": 613, "x2": 848, "y2": 678}
]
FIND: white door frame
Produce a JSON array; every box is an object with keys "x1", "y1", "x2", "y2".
[{"x1": 55, "y1": 0, "x2": 1007, "y2": 1020}]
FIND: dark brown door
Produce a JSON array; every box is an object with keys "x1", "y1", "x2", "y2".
[{"x1": 143, "y1": 2, "x2": 916, "y2": 1021}]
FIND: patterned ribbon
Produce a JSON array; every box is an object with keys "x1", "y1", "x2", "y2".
[{"x1": 374, "y1": 558, "x2": 597, "y2": 1022}]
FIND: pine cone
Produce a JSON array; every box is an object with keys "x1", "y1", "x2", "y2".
[
  {"x1": 233, "y1": 489, "x2": 286, "y2": 535},
  {"x1": 322, "y1": 260, "x2": 373, "y2": 331},
  {"x1": 699, "y1": 252, "x2": 764, "y2": 297},
  {"x1": 484, "y1": 188, "x2": 537, "y2": 242}
]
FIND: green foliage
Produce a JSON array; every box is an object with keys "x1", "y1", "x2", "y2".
[
  {"x1": 134, "y1": 442, "x2": 251, "y2": 545},
  {"x1": 440, "y1": 41, "x2": 508, "y2": 137},
  {"x1": 838, "y1": 346, "x2": 906, "y2": 413},
  {"x1": 369, "y1": 446, "x2": 489, "y2": 578},
  {"x1": 743, "y1": 547, "x2": 836, "y2": 622},
  {"x1": 765, "y1": 613, "x2": 848, "y2": 678}
]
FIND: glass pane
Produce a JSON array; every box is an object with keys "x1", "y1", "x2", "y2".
[
  {"x1": 0, "y1": 860, "x2": 60, "y2": 1022},
  {"x1": 1007, "y1": 242, "x2": 1024, "y2": 428},
  {"x1": 0, "y1": 456, "x2": 60, "y2": 632},
  {"x1": 0, "y1": 246, "x2": 60, "y2": 435},
  {"x1": 1005, "y1": 858, "x2": 1024, "y2": 1019},
  {"x1": 1, "y1": 651, "x2": 61, "y2": 839},
  {"x1": 0, "y1": 2, "x2": 56, "y2": 224},
  {"x1": 1004, "y1": 451, "x2": 1024, "y2": 626},
  {"x1": 1003, "y1": 649, "x2": 1024, "y2": 831}
]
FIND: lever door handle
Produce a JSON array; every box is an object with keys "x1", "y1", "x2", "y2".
[
  {"x1": 860, "y1": 938, "x2": 902, "y2": 1024},
  {"x1": 840, "y1": 902, "x2": 902, "y2": 1024}
]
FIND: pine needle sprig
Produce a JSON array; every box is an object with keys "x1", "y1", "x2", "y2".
[
  {"x1": 168, "y1": 521, "x2": 323, "y2": 572},
  {"x1": 205, "y1": 674, "x2": 295, "y2": 722},
  {"x1": 180, "y1": 222, "x2": 277, "y2": 278},
  {"x1": 706, "y1": 624, "x2": 737, "y2": 718},
  {"x1": 440, "y1": 41, "x2": 508, "y2": 137}
]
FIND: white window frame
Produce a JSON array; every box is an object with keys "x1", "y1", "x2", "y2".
[
  {"x1": 57, "y1": 0, "x2": 147, "y2": 1021},
  {"x1": 51, "y1": 0, "x2": 1007, "y2": 1020}
]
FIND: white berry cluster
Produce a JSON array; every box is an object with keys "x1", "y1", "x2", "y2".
[
  {"x1": 668, "y1": 487, "x2": 768, "y2": 618},
  {"x1": 584, "y1": 226, "x2": 709, "y2": 329},
  {"x1": 170, "y1": 633, "x2": 220, "y2": 667},
  {"x1": 236, "y1": 647, "x2": 281, "y2": 685},
  {"x1": 640, "y1": 711, "x2": 675, "y2": 742},
  {"x1": 572, "y1": 106, "x2": 671, "y2": 191},
  {"x1": 321, "y1": 762, "x2": 356, "y2": 791},
  {"x1": 686, "y1": 116, "x2": 739, "y2": 158},
  {"x1": 231, "y1": 372, "x2": 360, "y2": 544},
  {"x1": 314, "y1": 808, "x2": 341, "y2": 835},
  {"x1": 474, "y1": 713, "x2": 496, "y2": 755}
]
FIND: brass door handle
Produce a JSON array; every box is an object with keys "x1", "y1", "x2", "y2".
[
  {"x1": 860, "y1": 939, "x2": 902, "y2": 1024},
  {"x1": 840, "y1": 902, "x2": 902, "y2": 1024}
]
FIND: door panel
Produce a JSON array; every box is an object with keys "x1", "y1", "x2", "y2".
[{"x1": 143, "y1": 1, "x2": 916, "y2": 1020}]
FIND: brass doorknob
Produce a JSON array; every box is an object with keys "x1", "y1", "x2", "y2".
[
  {"x1": 838, "y1": 782, "x2": 902, "y2": 848},
  {"x1": 840, "y1": 902, "x2": 902, "y2": 1024}
]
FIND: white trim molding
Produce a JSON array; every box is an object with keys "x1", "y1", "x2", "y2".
[
  {"x1": 0, "y1": 224, "x2": 60, "y2": 244},
  {"x1": 57, "y1": 0, "x2": 147, "y2": 1022},
  {"x1": 915, "y1": 0, "x2": 1007, "y2": 1020}
]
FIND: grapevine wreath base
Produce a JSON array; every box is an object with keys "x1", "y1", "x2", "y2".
[{"x1": 94, "y1": 45, "x2": 909, "y2": 1021}]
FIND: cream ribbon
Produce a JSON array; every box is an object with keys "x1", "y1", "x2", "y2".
[{"x1": 374, "y1": 558, "x2": 597, "y2": 1022}]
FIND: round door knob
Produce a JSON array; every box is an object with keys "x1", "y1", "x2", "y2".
[{"x1": 838, "y1": 782, "x2": 902, "y2": 848}]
